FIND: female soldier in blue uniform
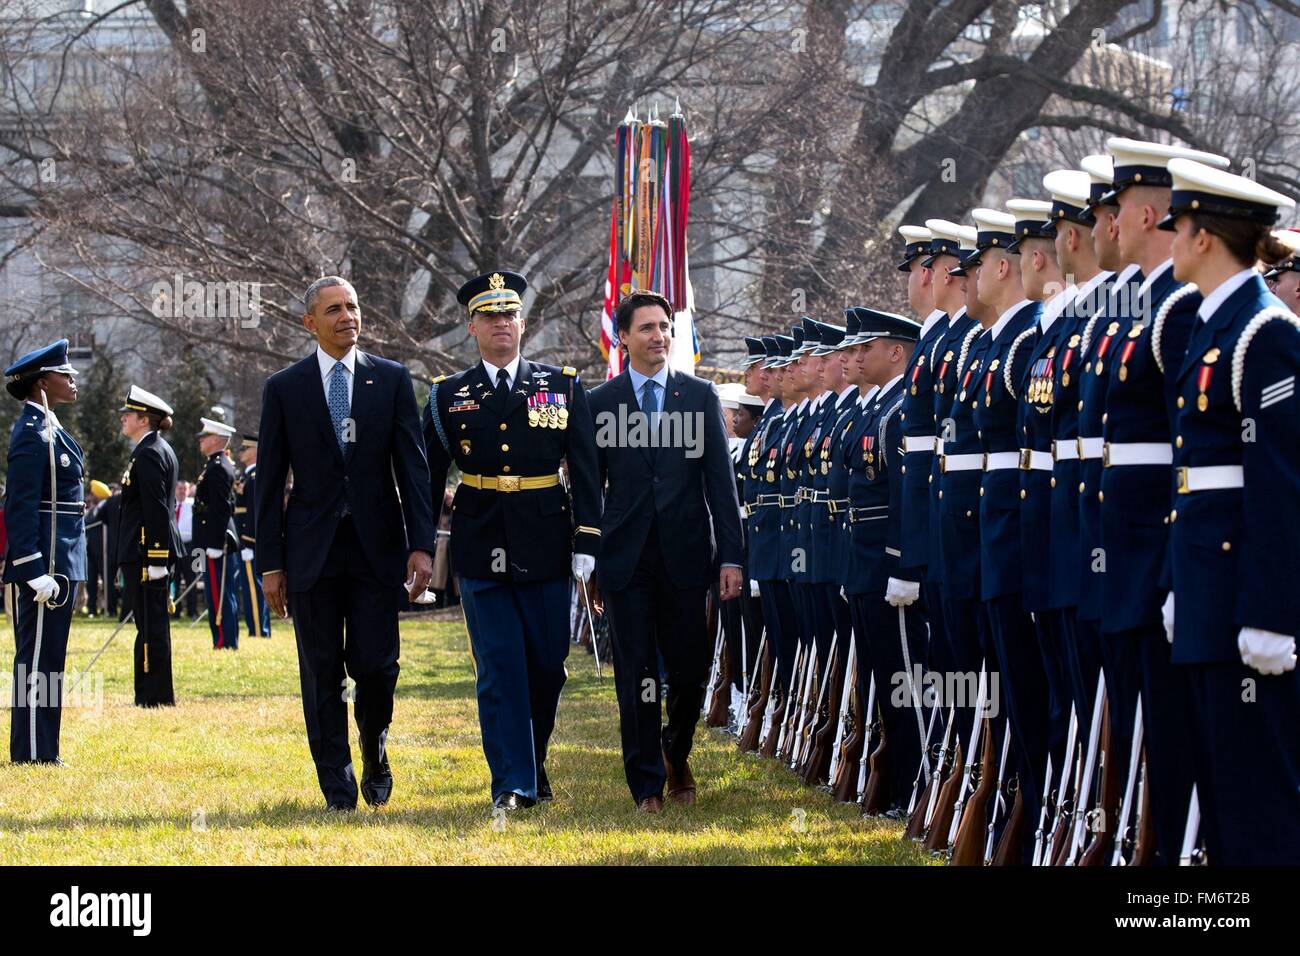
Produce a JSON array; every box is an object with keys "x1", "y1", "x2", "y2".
[
  {"x1": 3, "y1": 339, "x2": 86, "y2": 764},
  {"x1": 1161, "y1": 158, "x2": 1300, "y2": 864}
]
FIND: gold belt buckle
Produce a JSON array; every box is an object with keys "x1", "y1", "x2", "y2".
[
  {"x1": 1102, "y1": 443, "x2": 1111, "y2": 468},
  {"x1": 939, "y1": 455, "x2": 947, "y2": 475},
  {"x1": 1051, "y1": 440, "x2": 1059, "y2": 461},
  {"x1": 1019, "y1": 449, "x2": 1032, "y2": 471},
  {"x1": 1076, "y1": 436, "x2": 1085, "y2": 459},
  {"x1": 497, "y1": 475, "x2": 521, "y2": 493},
  {"x1": 1176, "y1": 466, "x2": 1190, "y2": 495}
]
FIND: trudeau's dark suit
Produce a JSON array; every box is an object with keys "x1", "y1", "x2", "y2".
[
  {"x1": 589, "y1": 367, "x2": 744, "y2": 802},
  {"x1": 257, "y1": 348, "x2": 436, "y2": 807}
]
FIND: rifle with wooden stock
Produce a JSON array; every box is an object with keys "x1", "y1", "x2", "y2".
[
  {"x1": 826, "y1": 640, "x2": 857, "y2": 789},
  {"x1": 1112, "y1": 695, "x2": 1146, "y2": 866},
  {"x1": 855, "y1": 674, "x2": 877, "y2": 802},
  {"x1": 830, "y1": 668, "x2": 865, "y2": 803},
  {"x1": 861, "y1": 703, "x2": 890, "y2": 816},
  {"x1": 984, "y1": 726, "x2": 1013, "y2": 864},
  {"x1": 910, "y1": 703, "x2": 955, "y2": 841},
  {"x1": 772, "y1": 644, "x2": 807, "y2": 762},
  {"x1": 737, "y1": 637, "x2": 772, "y2": 752},
  {"x1": 801, "y1": 637, "x2": 843, "y2": 785},
  {"x1": 1078, "y1": 694, "x2": 1120, "y2": 866},
  {"x1": 923, "y1": 737, "x2": 964, "y2": 852},
  {"x1": 950, "y1": 717, "x2": 996, "y2": 865},
  {"x1": 703, "y1": 612, "x2": 729, "y2": 727},
  {"x1": 781, "y1": 644, "x2": 817, "y2": 766},
  {"x1": 791, "y1": 640, "x2": 827, "y2": 772},
  {"x1": 1063, "y1": 673, "x2": 1107, "y2": 865},
  {"x1": 904, "y1": 705, "x2": 943, "y2": 840},
  {"x1": 990, "y1": 780, "x2": 1026, "y2": 866},
  {"x1": 1036, "y1": 706, "x2": 1078, "y2": 866},
  {"x1": 945, "y1": 665, "x2": 989, "y2": 849},
  {"x1": 761, "y1": 643, "x2": 801, "y2": 758}
]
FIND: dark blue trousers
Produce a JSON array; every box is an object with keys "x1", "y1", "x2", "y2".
[
  {"x1": 460, "y1": 575, "x2": 570, "y2": 803},
  {"x1": 759, "y1": 579, "x2": 798, "y2": 694},
  {"x1": 237, "y1": 555, "x2": 271, "y2": 637},
  {"x1": 205, "y1": 552, "x2": 241, "y2": 650},
  {"x1": 8, "y1": 581, "x2": 77, "y2": 762},
  {"x1": 1183, "y1": 661, "x2": 1300, "y2": 865}
]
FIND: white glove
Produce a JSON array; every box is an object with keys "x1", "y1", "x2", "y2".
[
  {"x1": 205, "y1": 547, "x2": 223, "y2": 559},
  {"x1": 413, "y1": 589, "x2": 438, "y2": 605},
  {"x1": 839, "y1": 585, "x2": 847, "y2": 601},
  {"x1": 572, "y1": 553, "x2": 595, "y2": 583},
  {"x1": 1237, "y1": 628, "x2": 1297, "y2": 676},
  {"x1": 885, "y1": 577, "x2": 920, "y2": 607},
  {"x1": 26, "y1": 574, "x2": 59, "y2": 605},
  {"x1": 146, "y1": 566, "x2": 168, "y2": 581},
  {"x1": 1162, "y1": 592, "x2": 1175, "y2": 644},
  {"x1": 749, "y1": 579, "x2": 761, "y2": 598},
  {"x1": 240, "y1": 548, "x2": 254, "y2": 562}
]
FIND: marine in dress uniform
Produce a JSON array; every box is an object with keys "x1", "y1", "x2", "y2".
[
  {"x1": 1160, "y1": 159, "x2": 1300, "y2": 864},
  {"x1": 422, "y1": 270, "x2": 601, "y2": 811},
  {"x1": 1097, "y1": 137, "x2": 1229, "y2": 864},
  {"x1": 3, "y1": 340, "x2": 85, "y2": 763},
  {"x1": 234, "y1": 433, "x2": 270, "y2": 638},
  {"x1": 116, "y1": 385, "x2": 183, "y2": 708},
  {"x1": 192, "y1": 417, "x2": 241, "y2": 650}
]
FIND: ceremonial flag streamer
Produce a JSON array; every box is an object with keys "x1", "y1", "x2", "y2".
[{"x1": 600, "y1": 101, "x2": 699, "y2": 379}]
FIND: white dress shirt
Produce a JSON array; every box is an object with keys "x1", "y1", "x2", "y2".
[
  {"x1": 1198, "y1": 268, "x2": 1259, "y2": 323},
  {"x1": 317, "y1": 345, "x2": 356, "y2": 407},
  {"x1": 481, "y1": 354, "x2": 523, "y2": 391}
]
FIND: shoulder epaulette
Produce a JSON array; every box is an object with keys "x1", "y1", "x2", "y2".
[
  {"x1": 433, "y1": 374, "x2": 447, "y2": 384},
  {"x1": 562, "y1": 366, "x2": 576, "y2": 376}
]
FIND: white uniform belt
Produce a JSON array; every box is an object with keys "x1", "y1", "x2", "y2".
[
  {"x1": 1052, "y1": 439, "x2": 1079, "y2": 462},
  {"x1": 38, "y1": 501, "x2": 86, "y2": 514},
  {"x1": 984, "y1": 451, "x2": 1020, "y2": 472},
  {"x1": 1077, "y1": 436, "x2": 1104, "y2": 460},
  {"x1": 1104, "y1": 442, "x2": 1173, "y2": 467},
  {"x1": 1019, "y1": 449, "x2": 1053, "y2": 472},
  {"x1": 941, "y1": 453, "x2": 983, "y2": 473},
  {"x1": 753, "y1": 494, "x2": 783, "y2": 507},
  {"x1": 903, "y1": 436, "x2": 935, "y2": 454},
  {"x1": 1177, "y1": 465, "x2": 1244, "y2": 494}
]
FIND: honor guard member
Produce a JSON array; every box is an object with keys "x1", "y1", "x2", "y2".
[
  {"x1": 117, "y1": 386, "x2": 183, "y2": 707},
  {"x1": 968, "y1": 206, "x2": 1051, "y2": 853},
  {"x1": 1039, "y1": 168, "x2": 1109, "y2": 759},
  {"x1": 3, "y1": 340, "x2": 85, "y2": 764},
  {"x1": 1073, "y1": 152, "x2": 1141, "y2": 762},
  {"x1": 83, "y1": 479, "x2": 113, "y2": 616},
  {"x1": 809, "y1": 320, "x2": 858, "y2": 700},
  {"x1": 759, "y1": 331, "x2": 807, "y2": 752},
  {"x1": 1161, "y1": 159, "x2": 1300, "y2": 864},
  {"x1": 423, "y1": 270, "x2": 601, "y2": 811},
  {"x1": 842, "y1": 312, "x2": 930, "y2": 813},
  {"x1": 1098, "y1": 137, "x2": 1230, "y2": 864},
  {"x1": 234, "y1": 433, "x2": 270, "y2": 638},
  {"x1": 751, "y1": 334, "x2": 800, "y2": 723},
  {"x1": 193, "y1": 416, "x2": 241, "y2": 650},
  {"x1": 925, "y1": 220, "x2": 985, "y2": 710},
  {"x1": 1004, "y1": 194, "x2": 1075, "y2": 782},
  {"x1": 1263, "y1": 228, "x2": 1300, "y2": 302},
  {"x1": 895, "y1": 226, "x2": 951, "y2": 675}
]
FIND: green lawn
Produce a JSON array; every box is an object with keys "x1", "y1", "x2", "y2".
[{"x1": 0, "y1": 610, "x2": 935, "y2": 865}]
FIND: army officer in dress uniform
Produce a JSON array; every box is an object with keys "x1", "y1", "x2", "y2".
[
  {"x1": 116, "y1": 385, "x2": 183, "y2": 707},
  {"x1": 3, "y1": 340, "x2": 85, "y2": 764},
  {"x1": 423, "y1": 270, "x2": 601, "y2": 812}
]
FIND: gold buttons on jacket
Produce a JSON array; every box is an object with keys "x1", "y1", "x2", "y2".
[
  {"x1": 980, "y1": 487, "x2": 985, "y2": 497},
  {"x1": 938, "y1": 490, "x2": 944, "y2": 499},
  {"x1": 1178, "y1": 396, "x2": 1185, "y2": 409},
  {"x1": 1050, "y1": 477, "x2": 1056, "y2": 488},
  {"x1": 502, "y1": 465, "x2": 511, "y2": 473},
  {"x1": 1222, "y1": 541, "x2": 1231, "y2": 552},
  {"x1": 501, "y1": 444, "x2": 510, "y2": 452},
  {"x1": 1098, "y1": 491, "x2": 1104, "y2": 503},
  {"x1": 1079, "y1": 482, "x2": 1086, "y2": 493},
  {"x1": 499, "y1": 423, "x2": 508, "y2": 431},
  {"x1": 1176, "y1": 435, "x2": 1183, "y2": 448},
  {"x1": 1170, "y1": 509, "x2": 1178, "y2": 522},
  {"x1": 1020, "y1": 489, "x2": 1027, "y2": 500}
]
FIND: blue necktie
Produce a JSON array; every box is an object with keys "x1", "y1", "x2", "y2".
[
  {"x1": 641, "y1": 379, "x2": 660, "y2": 415},
  {"x1": 328, "y1": 360, "x2": 349, "y2": 452}
]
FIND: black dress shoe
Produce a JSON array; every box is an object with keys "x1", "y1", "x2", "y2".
[
  {"x1": 361, "y1": 757, "x2": 393, "y2": 807},
  {"x1": 325, "y1": 802, "x2": 355, "y2": 813},
  {"x1": 536, "y1": 765, "x2": 553, "y2": 803},
  {"x1": 493, "y1": 792, "x2": 534, "y2": 812}
]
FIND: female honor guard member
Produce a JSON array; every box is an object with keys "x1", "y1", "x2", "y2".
[
  {"x1": 1161, "y1": 158, "x2": 1300, "y2": 865},
  {"x1": 423, "y1": 271, "x2": 601, "y2": 811},
  {"x1": 116, "y1": 385, "x2": 183, "y2": 707},
  {"x1": 3, "y1": 340, "x2": 86, "y2": 764}
]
